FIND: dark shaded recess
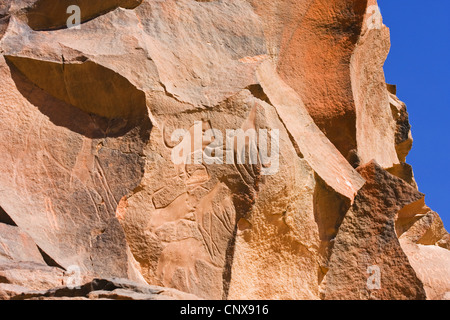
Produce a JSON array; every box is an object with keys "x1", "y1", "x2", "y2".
[
  {"x1": 26, "y1": 0, "x2": 143, "y2": 31},
  {"x1": 313, "y1": 173, "x2": 351, "y2": 284},
  {"x1": 222, "y1": 224, "x2": 238, "y2": 300},
  {"x1": 0, "y1": 206, "x2": 17, "y2": 226},
  {"x1": 245, "y1": 84, "x2": 271, "y2": 105},
  {"x1": 37, "y1": 246, "x2": 65, "y2": 270},
  {"x1": 329, "y1": 0, "x2": 368, "y2": 45},
  {"x1": 221, "y1": 172, "x2": 259, "y2": 299},
  {"x1": 386, "y1": 83, "x2": 397, "y2": 95},
  {"x1": 11, "y1": 278, "x2": 160, "y2": 300},
  {"x1": 346, "y1": 148, "x2": 361, "y2": 169},
  {"x1": 393, "y1": 107, "x2": 412, "y2": 145},
  {"x1": 387, "y1": 163, "x2": 416, "y2": 188},
  {"x1": 5, "y1": 56, "x2": 151, "y2": 142},
  {"x1": 317, "y1": 112, "x2": 357, "y2": 162}
]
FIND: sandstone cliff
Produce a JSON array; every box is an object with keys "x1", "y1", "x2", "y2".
[{"x1": 0, "y1": 0, "x2": 448, "y2": 300}]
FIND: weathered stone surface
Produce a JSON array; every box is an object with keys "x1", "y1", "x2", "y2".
[
  {"x1": 399, "y1": 211, "x2": 450, "y2": 249},
  {"x1": 0, "y1": 223, "x2": 45, "y2": 264},
  {"x1": 18, "y1": 0, "x2": 142, "y2": 31},
  {"x1": 0, "y1": 283, "x2": 30, "y2": 300},
  {"x1": 400, "y1": 240, "x2": 450, "y2": 300},
  {"x1": 0, "y1": 261, "x2": 66, "y2": 292},
  {"x1": 11, "y1": 277, "x2": 200, "y2": 300},
  {"x1": 257, "y1": 60, "x2": 365, "y2": 200},
  {"x1": 323, "y1": 161, "x2": 427, "y2": 300},
  {"x1": 0, "y1": 0, "x2": 447, "y2": 300}
]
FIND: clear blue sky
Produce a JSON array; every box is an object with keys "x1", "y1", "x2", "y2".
[{"x1": 378, "y1": 0, "x2": 450, "y2": 229}]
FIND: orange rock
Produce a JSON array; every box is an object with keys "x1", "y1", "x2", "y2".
[{"x1": 0, "y1": 0, "x2": 447, "y2": 300}]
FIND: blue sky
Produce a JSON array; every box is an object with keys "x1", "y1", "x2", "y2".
[{"x1": 378, "y1": 0, "x2": 450, "y2": 229}]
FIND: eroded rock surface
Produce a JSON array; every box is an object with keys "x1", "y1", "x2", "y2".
[
  {"x1": 0, "y1": 0, "x2": 448, "y2": 300},
  {"x1": 9, "y1": 277, "x2": 200, "y2": 300},
  {"x1": 323, "y1": 161, "x2": 427, "y2": 300}
]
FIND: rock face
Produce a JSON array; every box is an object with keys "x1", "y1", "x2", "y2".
[
  {"x1": 323, "y1": 161, "x2": 427, "y2": 300},
  {"x1": 9, "y1": 277, "x2": 200, "y2": 300},
  {"x1": 0, "y1": 0, "x2": 448, "y2": 300}
]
